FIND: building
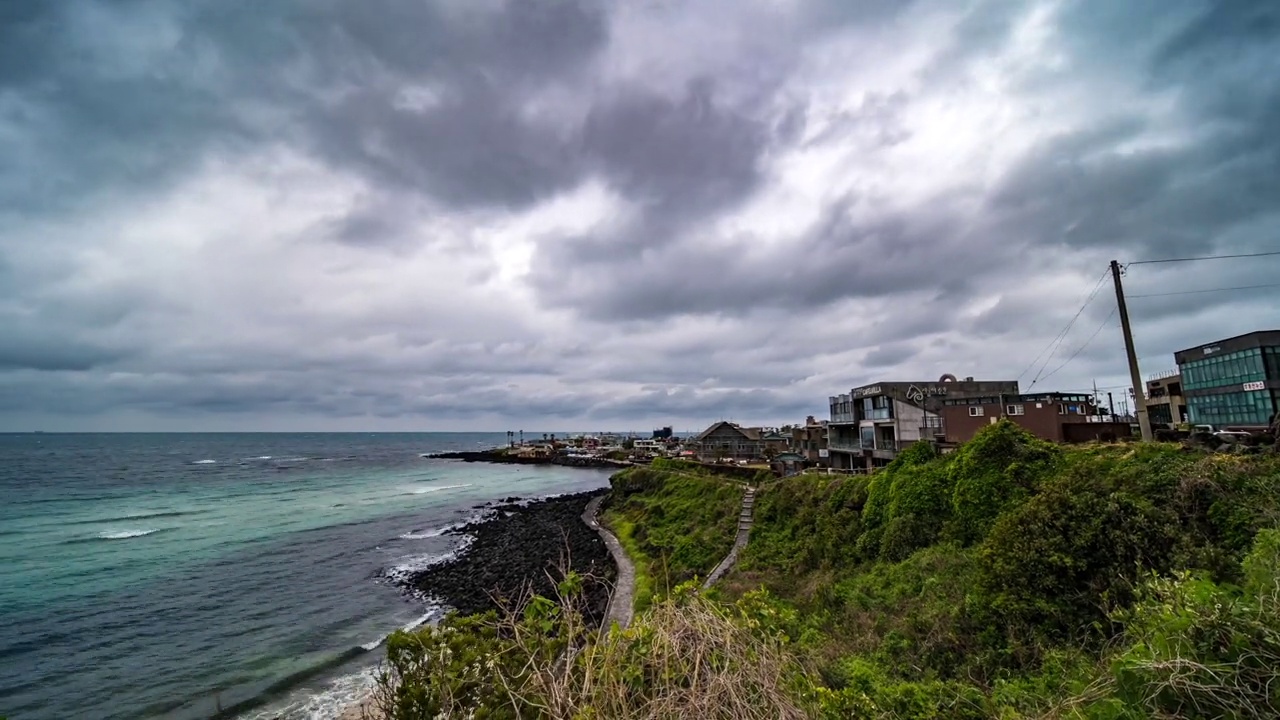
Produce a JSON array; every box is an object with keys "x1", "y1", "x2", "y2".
[
  {"x1": 790, "y1": 416, "x2": 829, "y2": 467},
  {"x1": 1146, "y1": 371, "x2": 1187, "y2": 427},
  {"x1": 693, "y1": 421, "x2": 764, "y2": 462},
  {"x1": 770, "y1": 452, "x2": 806, "y2": 477},
  {"x1": 1175, "y1": 330, "x2": 1280, "y2": 430},
  {"x1": 827, "y1": 377, "x2": 1020, "y2": 470},
  {"x1": 939, "y1": 392, "x2": 1132, "y2": 444},
  {"x1": 759, "y1": 428, "x2": 791, "y2": 456},
  {"x1": 632, "y1": 439, "x2": 664, "y2": 453}
]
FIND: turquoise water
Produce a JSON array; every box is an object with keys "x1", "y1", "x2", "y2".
[{"x1": 0, "y1": 433, "x2": 612, "y2": 719}]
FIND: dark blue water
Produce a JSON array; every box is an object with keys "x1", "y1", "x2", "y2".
[{"x1": 0, "y1": 433, "x2": 612, "y2": 720}]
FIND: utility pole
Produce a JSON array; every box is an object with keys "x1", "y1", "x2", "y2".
[
  {"x1": 1111, "y1": 260, "x2": 1153, "y2": 441},
  {"x1": 1108, "y1": 391, "x2": 1116, "y2": 418}
]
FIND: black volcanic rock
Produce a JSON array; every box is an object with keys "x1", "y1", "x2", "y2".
[
  {"x1": 399, "y1": 490, "x2": 615, "y2": 626},
  {"x1": 424, "y1": 450, "x2": 624, "y2": 469}
]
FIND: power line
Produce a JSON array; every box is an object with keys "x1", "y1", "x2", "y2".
[
  {"x1": 1127, "y1": 250, "x2": 1280, "y2": 266},
  {"x1": 1037, "y1": 308, "x2": 1118, "y2": 386},
  {"x1": 1018, "y1": 269, "x2": 1111, "y2": 386},
  {"x1": 1127, "y1": 282, "x2": 1280, "y2": 299}
]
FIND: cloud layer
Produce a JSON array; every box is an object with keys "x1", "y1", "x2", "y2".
[{"x1": 2, "y1": 0, "x2": 1278, "y2": 431}]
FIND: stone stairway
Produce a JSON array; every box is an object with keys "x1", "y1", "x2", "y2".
[{"x1": 704, "y1": 485, "x2": 756, "y2": 588}]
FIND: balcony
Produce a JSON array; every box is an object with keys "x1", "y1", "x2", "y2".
[{"x1": 827, "y1": 439, "x2": 864, "y2": 453}]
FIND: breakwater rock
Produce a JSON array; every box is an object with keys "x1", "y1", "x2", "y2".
[
  {"x1": 400, "y1": 490, "x2": 616, "y2": 627},
  {"x1": 426, "y1": 449, "x2": 628, "y2": 469}
]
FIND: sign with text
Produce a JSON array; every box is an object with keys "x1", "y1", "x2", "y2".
[
  {"x1": 1243, "y1": 381, "x2": 1266, "y2": 392},
  {"x1": 905, "y1": 384, "x2": 949, "y2": 403}
]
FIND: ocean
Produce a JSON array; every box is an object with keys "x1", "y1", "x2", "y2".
[{"x1": 0, "y1": 433, "x2": 613, "y2": 720}]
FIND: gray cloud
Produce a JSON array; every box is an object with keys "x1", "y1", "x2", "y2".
[{"x1": 2, "y1": 0, "x2": 1279, "y2": 431}]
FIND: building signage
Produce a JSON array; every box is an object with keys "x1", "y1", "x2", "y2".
[
  {"x1": 905, "y1": 384, "x2": 948, "y2": 403},
  {"x1": 1243, "y1": 381, "x2": 1266, "y2": 392},
  {"x1": 854, "y1": 386, "x2": 882, "y2": 397},
  {"x1": 1202, "y1": 346, "x2": 1220, "y2": 355},
  {"x1": 818, "y1": 449, "x2": 829, "y2": 458}
]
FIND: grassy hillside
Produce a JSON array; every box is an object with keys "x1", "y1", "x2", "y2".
[
  {"x1": 718, "y1": 421, "x2": 1280, "y2": 717},
  {"x1": 376, "y1": 424, "x2": 1280, "y2": 718},
  {"x1": 600, "y1": 458, "x2": 750, "y2": 610}
]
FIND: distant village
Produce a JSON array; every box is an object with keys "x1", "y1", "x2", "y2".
[{"x1": 503, "y1": 329, "x2": 1279, "y2": 477}]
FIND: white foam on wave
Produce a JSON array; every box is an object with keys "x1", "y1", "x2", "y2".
[
  {"x1": 407, "y1": 483, "x2": 473, "y2": 495},
  {"x1": 98, "y1": 528, "x2": 160, "y2": 540},
  {"x1": 381, "y1": 536, "x2": 475, "y2": 586},
  {"x1": 398, "y1": 527, "x2": 447, "y2": 540},
  {"x1": 236, "y1": 663, "x2": 381, "y2": 720},
  {"x1": 191, "y1": 459, "x2": 217, "y2": 465},
  {"x1": 360, "y1": 611, "x2": 439, "y2": 651}
]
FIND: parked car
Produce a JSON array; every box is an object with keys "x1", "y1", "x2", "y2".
[{"x1": 1214, "y1": 431, "x2": 1252, "y2": 443}]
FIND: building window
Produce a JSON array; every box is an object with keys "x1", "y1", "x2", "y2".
[
  {"x1": 1007, "y1": 404, "x2": 1024, "y2": 416},
  {"x1": 969, "y1": 406, "x2": 985, "y2": 417},
  {"x1": 1058, "y1": 404, "x2": 1066, "y2": 415}
]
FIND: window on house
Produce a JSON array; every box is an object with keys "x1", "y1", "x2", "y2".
[
  {"x1": 1007, "y1": 404, "x2": 1024, "y2": 416},
  {"x1": 1058, "y1": 404, "x2": 1067, "y2": 415},
  {"x1": 969, "y1": 406, "x2": 984, "y2": 417}
]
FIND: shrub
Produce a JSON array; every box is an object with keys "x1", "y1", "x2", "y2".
[
  {"x1": 949, "y1": 420, "x2": 1060, "y2": 543},
  {"x1": 1103, "y1": 529, "x2": 1280, "y2": 718},
  {"x1": 743, "y1": 474, "x2": 870, "y2": 573},
  {"x1": 978, "y1": 475, "x2": 1178, "y2": 642},
  {"x1": 818, "y1": 656, "x2": 988, "y2": 719}
]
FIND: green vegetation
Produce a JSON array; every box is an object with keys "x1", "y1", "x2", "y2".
[
  {"x1": 377, "y1": 422, "x2": 1280, "y2": 718},
  {"x1": 727, "y1": 421, "x2": 1280, "y2": 717},
  {"x1": 600, "y1": 458, "x2": 746, "y2": 609},
  {"x1": 374, "y1": 577, "x2": 814, "y2": 719}
]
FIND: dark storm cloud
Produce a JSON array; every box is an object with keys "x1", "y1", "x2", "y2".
[
  {"x1": 535, "y1": 193, "x2": 987, "y2": 321},
  {"x1": 0, "y1": 0, "x2": 608, "y2": 222},
  {"x1": 3, "y1": 0, "x2": 1280, "y2": 430}
]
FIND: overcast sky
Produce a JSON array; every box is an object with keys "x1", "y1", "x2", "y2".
[{"x1": 2, "y1": 0, "x2": 1278, "y2": 432}]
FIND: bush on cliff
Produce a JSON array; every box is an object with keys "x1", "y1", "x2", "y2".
[
  {"x1": 976, "y1": 473, "x2": 1177, "y2": 643},
  {"x1": 741, "y1": 473, "x2": 870, "y2": 573},
  {"x1": 948, "y1": 420, "x2": 1060, "y2": 544}
]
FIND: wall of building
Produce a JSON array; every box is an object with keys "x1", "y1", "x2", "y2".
[
  {"x1": 1062, "y1": 422, "x2": 1133, "y2": 442},
  {"x1": 894, "y1": 401, "x2": 926, "y2": 444},
  {"x1": 941, "y1": 397, "x2": 1094, "y2": 444}
]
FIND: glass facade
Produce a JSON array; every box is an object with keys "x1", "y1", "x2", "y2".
[
  {"x1": 1181, "y1": 347, "x2": 1266, "y2": 390},
  {"x1": 1187, "y1": 390, "x2": 1275, "y2": 426},
  {"x1": 1180, "y1": 343, "x2": 1280, "y2": 427}
]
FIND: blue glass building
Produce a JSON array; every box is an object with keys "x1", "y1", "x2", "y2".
[{"x1": 1174, "y1": 331, "x2": 1280, "y2": 429}]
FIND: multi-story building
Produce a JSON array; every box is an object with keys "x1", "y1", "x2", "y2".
[
  {"x1": 1175, "y1": 330, "x2": 1280, "y2": 430},
  {"x1": 827, "y1": 377, "x2": 1020, "y2": 470},
  {"x1": 790, "y1": 416, "x2": 829, "y2": 467},
  {"x1": 692, "y1": 421, "x2": 764, "y2": 462},
  {"x1": 1145, "y1": 371, "x2": 1187, "y2": 427},
  {"x1": 938, "y1": 392, "x2": 1132, "y2": 444}
]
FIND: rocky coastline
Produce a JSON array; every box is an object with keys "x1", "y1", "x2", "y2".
[
  {"x1": 396, "y1": 490, "x2": 617, "y2": 627},
  {"x1": 426, "y1": 449, "x2": 628, "y2": 469}
]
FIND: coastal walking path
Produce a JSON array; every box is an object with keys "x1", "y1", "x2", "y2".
[
  {"x1": 703, "y1": 484, "x2": 756, "y2": 589},
  {"x1": 583, "y1": 495, "x2": 635, "y2": 630}
]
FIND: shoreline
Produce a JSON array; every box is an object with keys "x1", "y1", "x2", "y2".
[
  {"x1": 397, "y1": 489, "x2": 616, "y2": 625},
  {"x1": 339, "y1": 488, "x2": 617, "y2": 719},
  {"x1": 426, "y1": 449, "x2": 631, "y2": 470}
]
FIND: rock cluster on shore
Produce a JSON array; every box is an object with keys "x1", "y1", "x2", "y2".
[
  {"x1": 426, "y1": 449, "x2": 626, "y2": 469},
  {"x1": 397, "y1": 490, "x2": 616, "y2": 627}
]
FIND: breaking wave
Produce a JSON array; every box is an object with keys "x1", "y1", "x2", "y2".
[{"x1": 404, "y1": 484, "x2": 472, "y2": 496}]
